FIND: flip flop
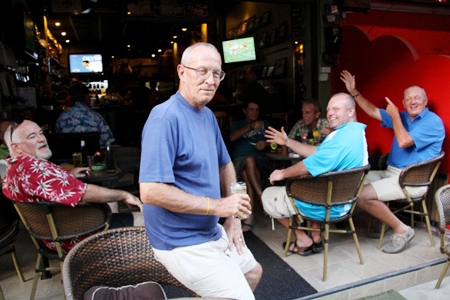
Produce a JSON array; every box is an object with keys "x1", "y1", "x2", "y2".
[
  {"x1": 282, "y1": 241, "x2": 313, "y2": 256},
  {"x1": 242, "y1": 223, "x2": 253, "y2": 232}
]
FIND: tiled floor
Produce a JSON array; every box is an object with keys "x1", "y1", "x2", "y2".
[{"x1": 1, "y1": 207, "x2": 450, "y2": 300}]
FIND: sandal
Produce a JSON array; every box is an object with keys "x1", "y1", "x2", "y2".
[{"x1": 282, "y1": 241, "x2": 313, "y2": 256}]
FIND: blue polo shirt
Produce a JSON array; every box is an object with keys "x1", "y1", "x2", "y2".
[{"x1": 380, "y1": 107, "x2": 444, "y2": 169}]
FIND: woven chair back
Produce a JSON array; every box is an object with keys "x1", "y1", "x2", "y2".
[
  {"x1": 63, "y1": 227, "x2": 197, "y2": 300},
  {"x1": 435, "y1": 184, "x2": 450, "y2": 230},
  {"x1": 14, "y1": 201, "x2": 111, "y2": 241},
  {"x1": 400, "y1": 151, "x2": 445, "y2": 189},
  {"x1": 286, "y1": 164, "x2": 370, "y2": 207}
]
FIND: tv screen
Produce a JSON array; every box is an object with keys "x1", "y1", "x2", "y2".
[
  {"x1": 222, "y1": 36, "x2": 256, "y2": 64},
  {"x1": 68, "y1": 54, "x2": 103, "y2": 74}
]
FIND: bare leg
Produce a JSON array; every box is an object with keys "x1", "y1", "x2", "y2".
[
  {"x1": 277, "y1": 218, "x2": 313, "y2": 248},
  {"x1": 357, "y1": 184, "x2": 410, "y2": 236},
  {"x1": 245, "y1": 263, "x2": 263, "y2": 291},
  {"x1": 243, "y1": 157, "x2": 264, "y2": 200}
]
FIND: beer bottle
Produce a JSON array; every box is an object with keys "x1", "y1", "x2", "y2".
[
  {"x1": 105, "y1": 142, "x2": 116, "y2": 173},
  {"x1": 306, "y1": 127, "x2": 314, "y2": 145},
  {"x1": 80, "y1": 140, "x2": 88, "y2": 167},
  {"x1": 295, "y1": 128, "x2": 302, "y2": 142}
]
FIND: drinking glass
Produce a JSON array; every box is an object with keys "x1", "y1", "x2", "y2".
[
  {"x1": 72, "y1": 152, "x2": 82, "y2": 168},
  {"x1": 230, "y1": 182, "x2": 249, "y2": 219}
]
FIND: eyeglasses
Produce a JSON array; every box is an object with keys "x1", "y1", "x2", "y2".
[
  {"x1": 10, "y1": 118, "x2": 25, "y2": 143},
  {"x1": 182, "y1": 65, "x2": 226, "y2": 81}
]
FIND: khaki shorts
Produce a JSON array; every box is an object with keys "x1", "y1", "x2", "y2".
[
  {"x1": 261, "y1": 186, "x2": 297, "y2": 219},
  {"x1": 366, "y1": 166, "x2": 427, "y2": 201},
  {"x1": 152, "y1": 224, "x2": 256, "y2": 300}
]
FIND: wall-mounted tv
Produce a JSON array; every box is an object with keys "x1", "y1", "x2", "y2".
[
  {"x1": 68, "y1": 54, "x2": 103, "y2": 74},
  {"x1": 221, "y1": 36, "x2": 257, "y2": 64}
]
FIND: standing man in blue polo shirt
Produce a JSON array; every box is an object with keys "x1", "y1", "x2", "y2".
[{"x1": 341, "y1": 70, "x2": 445, "y2": 253}]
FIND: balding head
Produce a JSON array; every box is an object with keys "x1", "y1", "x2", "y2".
[{"x1": 4, "y1": 119, "x2": 52, "y2": 160}]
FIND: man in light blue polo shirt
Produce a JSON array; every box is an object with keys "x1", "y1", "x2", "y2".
[
  {"x1": 341, "y1": 70, "x2": 444, "y2": 253},
  {"x1": 262, "y1": 93, "x2": 368, "y2": 256}
]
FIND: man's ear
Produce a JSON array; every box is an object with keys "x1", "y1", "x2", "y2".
[{"x1": 11, "y1": 143, "x2": 21, "y2": 155}]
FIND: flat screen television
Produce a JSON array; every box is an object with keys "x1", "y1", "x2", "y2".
[
  {"x1": 68, "y1": 53, "x2": 103, "y2": 74},
  {"x1": 221, "y1": 36, "x2": 257, "y2": 64}
]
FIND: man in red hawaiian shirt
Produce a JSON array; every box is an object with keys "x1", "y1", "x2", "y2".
[{"x1": 2, "y1": 119, "x2": 143, "y2": 252}]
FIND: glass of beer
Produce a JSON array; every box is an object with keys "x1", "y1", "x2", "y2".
[
  {"x1": 72, "y1": 152, "x2": 82, "y2": 168},
  {"x1": 230, "y1": 182, "x2": 249, "y2": 219}
]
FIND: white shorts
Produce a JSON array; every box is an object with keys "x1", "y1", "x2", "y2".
[
  {"x1": 366, "y1": 166, "x2": 427, "y2": 201},
  {"x1": 152, "y1": 224, "x2": 256, "y2": 300}
]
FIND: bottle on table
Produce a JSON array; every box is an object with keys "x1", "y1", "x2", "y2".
[
  {"x1": 80, "y1": 140, "x2": 88, "y2": 167},
  {"x1": 295, "y1": 128, "x2": 302, "y2": 142},
  {"x1": 306, "y1": 127, "x2": 314, "y2": 145},
  {"x1": 105, "y1": 143, "x2": 116, "y2": 173}
]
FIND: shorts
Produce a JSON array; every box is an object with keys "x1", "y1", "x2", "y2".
[
  {"x1": 366, "y1": 166, "x2": 427, "y2": 201},
  {"x1": 152, "y1": 224, "x2": 256, "y2": 300},
  {"x1": 233, "y1": 156, "x2": 271, "y2": 182},
  {"x1": 261, "y1": 186, "x2": 351, "y2": 221}
]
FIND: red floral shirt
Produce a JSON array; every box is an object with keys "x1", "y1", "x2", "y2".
[{"x1": 2, "y1": 156, "x2": 88, "y2": 252}]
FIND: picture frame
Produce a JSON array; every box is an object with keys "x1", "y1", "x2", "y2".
[
  {"x1": 247, "y1": 15, "x2": 256, "y2": 32},
  {"x1": 239, "y1": 20, "x2": 248, "y2": 35},
  {"x1": 261, "y1": 66, "x2": 268, "y2": 77},
  {"x1": 262, "y1": 11, "x2": 270, "y2": 25},
  {"x1": 274, "y1": 58, "x2": 287, "y2": 76},
  {"x1": 269, "y1": 28, "x2": 278, "y2": 44},
  {"x1": 254, "y1": 16, "x2": 261, "y2": 29},
  {"x1": 278, "y1": 23, "x2": 287, "y2": 41},
  {"x1": 266, "y1": 65, "x2": 274, "y2": 77},
  {"x1": 259, "y1": 32, "x2": 267, "y2": 47}
]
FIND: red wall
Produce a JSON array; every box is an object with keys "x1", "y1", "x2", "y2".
[{"x1": 331, "y1": 8, "x2": 450, "y2": 175}]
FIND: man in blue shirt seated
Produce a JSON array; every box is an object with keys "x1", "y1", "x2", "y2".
[
  {"x1": 230, "y1": 100, "x2": 271, "y2": 232},
  {"x1": 341, "y1": 70, "x2": 445, "y2": 253},
  {"x1": 262, "y1": 93, "x2": 368, "y2": 256},
  {"x1": 54, "y1": 83, "x2": 115, "y2": 149}
]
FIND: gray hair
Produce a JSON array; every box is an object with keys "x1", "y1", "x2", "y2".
[
  {"x1": 180, "y1": 42, "x2": 220, "y2": 66},
  {"x1": 302, "y1": 99, "x2": 321, "y2": 113},
  {"x1": 404, "y1": 85, "x2": 427, "y2": 100}
]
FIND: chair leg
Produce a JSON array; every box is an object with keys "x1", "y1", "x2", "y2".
[
  {"x1": 348, "y1": 217, "x2": 364, "y2": 265},
  {"x1": 0, "y1": 284, "x2": 5, "y2": 300},
  {"x1": 11, "y1": 249, "x2": 25, "y2": 283},
  {"x1": 435, "y1": 259, "x2": 450, "y2": 289},
  {"x1": 322, "y1": 223, "x2": 329, "y2": 281},
  {"x1": 30, "y1": 253, "x2": 43, "y2": 300},
  {"x1": 421, "y1": 200, "x2": 435, "y2": 247},
  {"x1": 284, "y1": 218, "x2": 294, "y2": 258},
  {"x1": 377, "y1": 222, "x2": 387, "y2": 249}
]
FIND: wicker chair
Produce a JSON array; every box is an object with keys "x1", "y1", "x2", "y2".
[
  {"x1": 376, "y1": 151, "x2": 445, "y2": 249},
  {"x1": 62, "y1": 227, "x2": 198, "y2": 300},
  {"x1": 434, "y1": 184, "x2": 450, "y2": 289},
  {"x1": 12, "y1": 201, "x2": 112, "y2": 300},
  {"x1": 284, "y1": 164, "x2": 370, "y2": 281},
  {"x1": 0, "y1": 195, "x2": 24, "y2": 283}
]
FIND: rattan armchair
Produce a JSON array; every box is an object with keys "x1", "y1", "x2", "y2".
[
  {"x1": 284, "y1": 164, "x2": 370, "y2": 281},
  {"x1": 62, "y1": 227, "x2": 198, "y2": 300},
  {"x1": 12, "y1": 201, "x2": 112, "y2": 300},
  {"x1": 0, "y1": 195, "x2": 24, "y2": 283},
  {"x1": 376, "y1": 151, "x2": 445, "y2": 249},
  {"x1": 434, "y1": 184, "x2": 450, "y2": 289}
]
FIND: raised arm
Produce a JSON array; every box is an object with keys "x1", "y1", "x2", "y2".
[{"x1": 340, "y1": 70, "x2": 382, "y2": 121}]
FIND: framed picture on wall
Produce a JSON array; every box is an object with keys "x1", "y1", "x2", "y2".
[
  {"x1": 266, "y1": 65, "x2": 274, "y2": 77},
  {"x1": 254, "y1": 16, "x2": 261, "y2": 29},
  {"x1": 262, "y1": 11, "x2": 270, "y2": 25},
  {"x1": 269, "y1": 28, "x2": 278, "y2": 44},
  {"x1": 239, "y1": 20, "x2": 248, "y2": 35},
  {"x1": 278, "y1": 23, "x2": 287, "y2": 41},
  {"x1": 259, "y1": 32, "x2": 267, "y2": 47},
  {"x1": 247, "y1": 16, "x2": 256, "y2": 32},
  {"x1": 274, "y1": 58, "x2": 287, "y2": 76},
  {"x1": 261, "y1": 66, "x2": 268, "y2": 77}
]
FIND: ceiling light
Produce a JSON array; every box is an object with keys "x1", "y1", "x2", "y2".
[
  {"x1": 152, "y1": 54, "x2": 156, "y2": 57},
  {"x1": 182, "y1": 28, "x2": 187, "y2": 31},
  {"x1": 173, "y1": 35, "x2": 177, "y2": 39},
  {"x1": 158, "y1": 49, "x2": 162, "y2": 52},
  {"x1": 55, "y1": 22, "x2": 60, "y2": 26},
  {"x1": 170, "y1": 41, "x2": 174, "y2": 44},
  {"x1": 127, "y1": 45, "x2": 131, "y2": 48},
  {"x1": 61, "y1": 32, "x2": 66, "y2": 36},
  {"x1": 65, "y1": 39, "x2": 70, "y2": 43}
]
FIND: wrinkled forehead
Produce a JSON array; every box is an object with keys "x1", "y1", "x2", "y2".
[{"x1": 404, "y1": 86, "x2": 424, "y2": 99}]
